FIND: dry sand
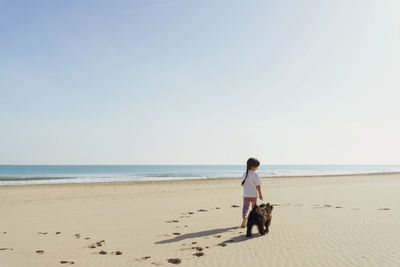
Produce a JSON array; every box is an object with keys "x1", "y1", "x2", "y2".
[{"x1": 1, "y1": 173, "x2": 400, "y2": 267}]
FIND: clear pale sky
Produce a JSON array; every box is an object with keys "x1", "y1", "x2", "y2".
[{"x1": 1, "y1": 1, "x2": 399, "y2": 165}]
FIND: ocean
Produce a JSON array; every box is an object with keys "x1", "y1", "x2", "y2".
[{"x1": 0, "y1": 165, "x2": 399, "y2": 186}]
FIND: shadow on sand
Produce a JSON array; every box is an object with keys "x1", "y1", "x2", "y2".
[
  {"x1": 156, "y1": 226, "x2": 265, "y2": 245},
  {"x1": 156, "y1": 226, "x2": 240, "y2": 244}
]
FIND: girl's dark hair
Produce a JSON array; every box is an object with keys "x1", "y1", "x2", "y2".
[{"x1": 241, "y1": 157, "x2": 260, "y2": 186}]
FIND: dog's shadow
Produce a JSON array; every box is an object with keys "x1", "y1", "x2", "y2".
[{"x1": 156, "y1": 226, "x2": 240, "y2": 244}]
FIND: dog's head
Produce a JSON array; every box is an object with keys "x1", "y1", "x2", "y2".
[{"x1": 259, "y1": 203, "x2": 273, "y2": 215}]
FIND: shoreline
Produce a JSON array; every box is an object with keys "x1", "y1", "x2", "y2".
[{"x1": 1, "y1": 171, "x2": 399, "y2": 188}]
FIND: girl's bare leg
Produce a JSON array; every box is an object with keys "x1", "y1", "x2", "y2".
[
  {"x1": 241, "y1": 197, "x2": 251, "y2": 228},
  {"x1": 240, "y1": 218, "x2": 247, "y2": 228}
]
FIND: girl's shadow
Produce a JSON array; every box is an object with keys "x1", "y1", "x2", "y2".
[{"x1": 156, "y1": 226, "x2": 244, "y2": 244}]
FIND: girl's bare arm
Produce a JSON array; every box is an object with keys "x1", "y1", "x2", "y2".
[{"x1": 256, "y1": 185, "x2": 263, "y2": 200}]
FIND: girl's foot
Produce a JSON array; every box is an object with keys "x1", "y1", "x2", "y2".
[{"x1": 240, "y1": 218, "x2": 247, "y2": 228}]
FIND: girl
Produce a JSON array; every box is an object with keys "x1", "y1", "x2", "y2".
[{"x1": 240, "y1": 157, "x2": 263, "y2": 228}]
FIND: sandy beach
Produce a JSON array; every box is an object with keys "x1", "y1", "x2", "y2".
[{"x1": 1, "y1": 173, "x2": 399, "y2": 267}]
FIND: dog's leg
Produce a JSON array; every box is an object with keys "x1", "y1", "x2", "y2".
[
  {"x1": 265, "y1": 219, "x2": 271, "y2": 234},
  {"x1": 246, "y1": 222, "x2": 253, "y2": 237},
  {"x1": 257, "y1": 222, "x2": 265, "y2": 235}
]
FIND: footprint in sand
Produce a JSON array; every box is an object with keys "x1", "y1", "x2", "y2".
[
  {"x1": 135, "y1": 256, "x2": 151, "y2": 262},
  {"x1": 167, "y1": 258, "x2": 181, "y2": 264},
  {"x1": 166, "y1": 220, "x2": 180, "y2": 223},
  {"x1": 55, "y1": 232, "x2": 61, "y2": 234},
  {"x1": 96, "y1": 240, "x2": 106, "y2": 247},
  {"x1": 231, "y1": 205, "x2": 240, "y2": 208},
  {"x1": 111, "y1": 251, "x2": 122, "y2": 255},
  {"x1": 37, "y1": 232, "x2": 48, "y2": 234},
  {"x1": 3, "y1": 232, "x2": 6, "y2": 234},
  {"x1": 215, "y1": 207, "x2": 220, "y2": 209},
  {"x1": 313, "y1": 204, "x2": 332, "y2": 209},
  {"x1": 193, "y1": 252, "x2": 204, "y2": 257},
  {"x1": 335, "y1": 206, "x2": 343, "y2": 208},
  {"x1": 188, "y1": 212, "x2": 194, "y2": 215},
  {"x1": 60, "y1": 260, "x2": 74, "y2": 264},
  {"x1": 213, "y1": 235, "x2": 221, "y2": 238},
  {"x1": 74, "y1": 234, "x2": 80, "y2": 239},
  {"x1": 36, "y1": 250, "x2": 44, "y2": 254},
  {"x1": 218, "y1": 243, "x2": 227, "y2": 247},
  {"x1": 88, "y1": 240, "x2": 106, "y2": 248},
  {"x1": 379, "y1": 208, "x2": 391, "y2": 210},
  {"x1": 98, "y1": 250, "x2": 107, "y2": 255},
  {"x1": 197, "y1": 209, "x2": 208, "y2": 212},
  {"x1": 0, "y1": 248, "x2": 13, "y2": 251},
  {"x1": 191, "y1": 242, "x2": 197, "y2": 244},
  {"x1": 191, "y1": 246, "x2": 203, "y2": 252}
]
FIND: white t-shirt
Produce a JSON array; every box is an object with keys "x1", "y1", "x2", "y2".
[{"x1": 243, "y1": 170, "x2": 262, "y2": 197}]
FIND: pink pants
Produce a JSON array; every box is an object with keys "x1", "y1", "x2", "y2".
[{"x1": 242, "y1": 197, "x2": 257, "y2": 218}]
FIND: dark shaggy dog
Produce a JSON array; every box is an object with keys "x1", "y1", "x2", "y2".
[{"x1": 246, "y1": 203, "x2": 273, "y2": 237}]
